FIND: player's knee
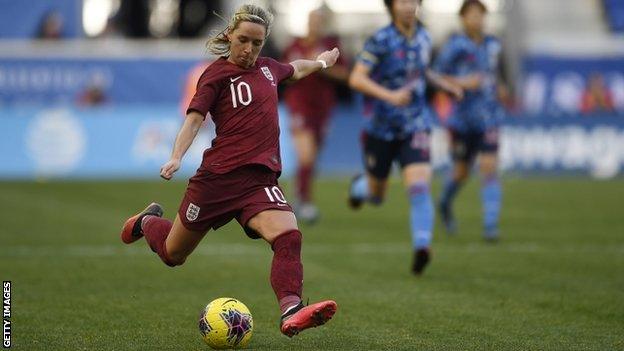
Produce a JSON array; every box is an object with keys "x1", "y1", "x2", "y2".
[
  {"x1": 168, "y1": 256, "x2": 187, "y2": 267},
  {"x1": 407, "y1": 181, "x2": 430, "y2": 197},
  {"x1": 164, "y1": 248, "x2": 188, "y2": 267},
  {"x1": 480, "y1": 167, "x2": 498, "y2": 181},
  {"x1": 271, "y1": 229, "x2": 302, "y2": 255},
  {"x1": 457, "y1": 173, "x2": 469, "y2": 183},
  {"x1": 481, "y1": 173, "x2": 499, "y2": 185},
  {"x1": 454, "y1": 166, "x2": 470, "y2": 181}
]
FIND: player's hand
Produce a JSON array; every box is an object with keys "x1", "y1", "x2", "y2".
[
  {"x1": 316, "y1": 48, "x2": 340, "y2": 68},
  {"x1": 387, "y1": 89, "x2": 412, "y2": 107},
  {"x1": 449, "y1": 84, "x2": 464, "y2": 101},
  {"x1": 462, "y1": 74, "x2": 483, "y2": 90},
  {"x1": 160, "y1": 158, "x2": 181, "y2": 180}
]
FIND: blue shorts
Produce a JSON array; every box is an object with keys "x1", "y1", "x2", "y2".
[
  {"x1": 449, "y1": 128, "x2": 499, "y2": 163},
  {"x1": 362, "y1": 130, "x2": 431, "y2": 179}
]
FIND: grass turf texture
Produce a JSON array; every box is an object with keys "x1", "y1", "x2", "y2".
[{"x1": 1, "y1": 178, "x2": 623, "y2": 350}]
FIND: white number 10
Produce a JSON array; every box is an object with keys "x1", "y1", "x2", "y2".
[
  {"x1": 230, "y1": 82, "x2": 252, "y2": 108},
  {"x1": 264, "y1": 186, "x2": 287, "y2": 203}
]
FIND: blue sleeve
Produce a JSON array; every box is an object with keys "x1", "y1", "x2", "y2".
[
  {"x1": 433, "y1": 39, "x2": 458, "y2": 74},
  {"x1": 356, "y1": 34, "x2": 386, "y2": 70},
  {"x1": 422, "y1": 29, "x2": 433, "y2": 67}
]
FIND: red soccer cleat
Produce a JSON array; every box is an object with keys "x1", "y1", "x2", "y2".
[
  {"x1": 120, "y1": 203, "x2": 163, "y2": 244},
  {"x1": 280, "y1": 300, "x2": 337, "y2": 337}
]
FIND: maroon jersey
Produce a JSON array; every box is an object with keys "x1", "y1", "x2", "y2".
[
  {"x1": 282, "y1": 36, "x2": 343, "y2": 119},
  {"x1": 187, "y1": 57, "x2": 294, "y2": 174}
]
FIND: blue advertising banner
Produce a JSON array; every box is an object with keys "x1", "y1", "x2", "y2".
[
  {"x1": 0, "y1": 0, "x2": 82, "y2": 39},
  {"x1": 0, "y1": 58, "x2": 198, "y2": 106},
  {"x1": 0, "y1": 105, "x2": 295, "y2": 179},
  {"x1": 522, "y1": 56, "x2": 624, "y2": 116},
  {"x1": 1, "y1": 105, "x2": 623, "y2": 180}
]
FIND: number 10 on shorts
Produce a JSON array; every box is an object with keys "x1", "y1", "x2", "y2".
[{"x1": 264, "y1": 186, "x2": 287, "y2": 204}]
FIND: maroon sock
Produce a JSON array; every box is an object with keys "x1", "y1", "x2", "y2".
[
  {"x1": 296, "y1": 166, "x2": 313, "y2": 203},
  {"x1": 142, "y1": 215, "x2": 175, "y2": 267},
  {"x1": 271, "y1": 230, "x2": 303, "y2": 313}
]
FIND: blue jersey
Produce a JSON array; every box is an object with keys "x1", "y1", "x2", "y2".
[
  {"x1": 433, "y1": 33, "x2": 504, "y2": 132},
  {"x1": 357, "y1": 24, "x2": 433, "y2": 140}
]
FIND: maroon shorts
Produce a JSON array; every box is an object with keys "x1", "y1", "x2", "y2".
[{"x1": 178, "y1": 164, "x2": 293, "y2": 239}]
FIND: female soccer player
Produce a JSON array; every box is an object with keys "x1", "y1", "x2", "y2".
[
  {"x1": 347, "y1": 0, "x2": 462, "y2": 275},
  {"x1": 434, "y1": 0, "x2": 505, "y2": 241},
  {"x1": 120, "y1": 4, "x2": 339, "y2": 337},
  {"x1": 282, "y1": 8, "x2": 348, "y2": 224}
]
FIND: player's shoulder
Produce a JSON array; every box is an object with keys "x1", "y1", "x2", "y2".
[
  {"x1": 369, "y1": 24, "x2": 395, "y2": 43},
  {"x1": 484, "y1": 34, "x2": 502, "y2": 47},
  {"x1": 198, "y1": 57, "x2": 231, "y2": 83},
  {"x1": 450, "y1": 32, "x2": 471, "y2": 45},
  {"x1": 416, "y1": 24, "x2": 432, "y2": 43},
  {"x1": 484, "y1": 34, "x2": 500, "y2": 42},
  {"x1": 256, "y1": 56, "x2": 282, "y2": 68},
  {"x1": 443, "y1": 32, "x2": 474, "y2": 52}
]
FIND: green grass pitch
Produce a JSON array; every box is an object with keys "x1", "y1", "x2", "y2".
[{"x1": 1, "y1": 178, "x2": 623, "y2": 350}]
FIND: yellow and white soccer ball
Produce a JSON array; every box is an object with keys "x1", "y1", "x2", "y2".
[{"x1": 199, "y1": 297, "x2": 253, "y2": 349}]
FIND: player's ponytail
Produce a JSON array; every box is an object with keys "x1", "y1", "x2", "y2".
[{"x1": 206, "y1": 4, "x2": 274, "y2": 57}]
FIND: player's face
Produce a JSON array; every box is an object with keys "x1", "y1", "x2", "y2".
[
  {"x1": 461, "y1": 5, "x2": 486, "y2": 34},
  {"x1": 392, "y1": 0, "x2": 420, "y2": 27},
  {"x1": 227, "y1": 21, "x2": 266, "y2": 68}
]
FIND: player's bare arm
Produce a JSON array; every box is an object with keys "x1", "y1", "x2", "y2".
[
  {"x1": 349, "y1": 61, "x2": 411, "y2": 107},
  {"x1": 288, "y1": 47, "x2": 340, "y2": 81},
  {"x1": 425, "y1": 69, "x2": 465, "y2": 100},
  {"x1": 439, "y1": 72, "x2": 482, "y2": 91},
  {"x1": 160, "y1": 111, "x2": 205, "y2": 180}
]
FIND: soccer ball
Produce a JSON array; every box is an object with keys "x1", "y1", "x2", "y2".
[{"x1": 198, "y1": 297, "x2": 253, "y2": 349}]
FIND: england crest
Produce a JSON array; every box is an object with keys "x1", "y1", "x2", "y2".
[
  {"x1": 261, "y1": 66, "x2": 274, "y2": 81},
  {"x1": 186, "y1": 203, "x2": 200, "y2": 221}
]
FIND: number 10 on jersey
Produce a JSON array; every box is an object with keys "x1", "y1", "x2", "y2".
[{"x1": 230, "y1": 81, "x2": 252, "y2": 108}]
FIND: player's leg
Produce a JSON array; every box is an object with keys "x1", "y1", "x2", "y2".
[
  {"x1": 402, "y1": 163, "x2": 434, "y2": 275},
  {"x1": 122, "y1": 206, "x2": 207, "y2": 266},
  {"x1": 478, "y1": 128, "x2": 502, "y2": 241},
  {"x1": 439, "y1": 130, "x2": 473, "y2": 234},
  {"x1": 291, "y1": 127, "x2": 319, "y2": 223},
  {"x1": 479, "y1": 152, "x2": 501, "y2": 241},
  {"x1": 348, "y1": 132, "x2": 393, "y2": 209},
  {"x1": 439, "y1": 160, "x2": 470, "y2": 233},
  {"x1": 479, "y1": 156, "x2": 501, "y2": 242},
  {"x1": 399, "y1": 130, "x2": 434, "y2": 275},
  {"x1": 245, "y1": 209, "x2": 336, "y2": 337}
]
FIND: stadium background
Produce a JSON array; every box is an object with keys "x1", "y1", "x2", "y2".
[
  {"x1": 1, "y1": 0, "x2": 623, "y2": 350},
  {"x1": 1, "y1": 0, "x2": 624, "y2": 179}
]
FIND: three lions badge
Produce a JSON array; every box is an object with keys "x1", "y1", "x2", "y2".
[{"x1": 186, "y1": 203, "x2": 200, "y2": 221}]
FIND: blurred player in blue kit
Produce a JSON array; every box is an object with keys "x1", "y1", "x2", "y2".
[
  {"x1": 348, "y1": 0, "x2": 463, "y2": 275},
  {"x1": 433, "y1": 0, "x2": 506, "y2": 241}
]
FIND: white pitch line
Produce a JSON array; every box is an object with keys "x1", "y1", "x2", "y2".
[{"x1": 1, "y1": 242, "x2": 623, "y2": 258}]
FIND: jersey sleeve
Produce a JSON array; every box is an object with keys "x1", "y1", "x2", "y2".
[
  {"x1": 356, "y1": 34, "x2": 386, "y2": 69},
  {"x1": 422, "y1": 29, "x2": 433, "y2": 67},
  {"x1": 433, "y1": 38, "x2": 459, "y2": 75},
  {"x1": 267, "y1": 57, "x2": 295, "y2": 83},
  {"x1": 186, "y1": 68, "x2": 221, "y2": 119}
]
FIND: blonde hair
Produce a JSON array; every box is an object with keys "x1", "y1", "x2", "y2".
[{"x1": 206, "y1": 4, "x2": 274, "y2": 56}]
